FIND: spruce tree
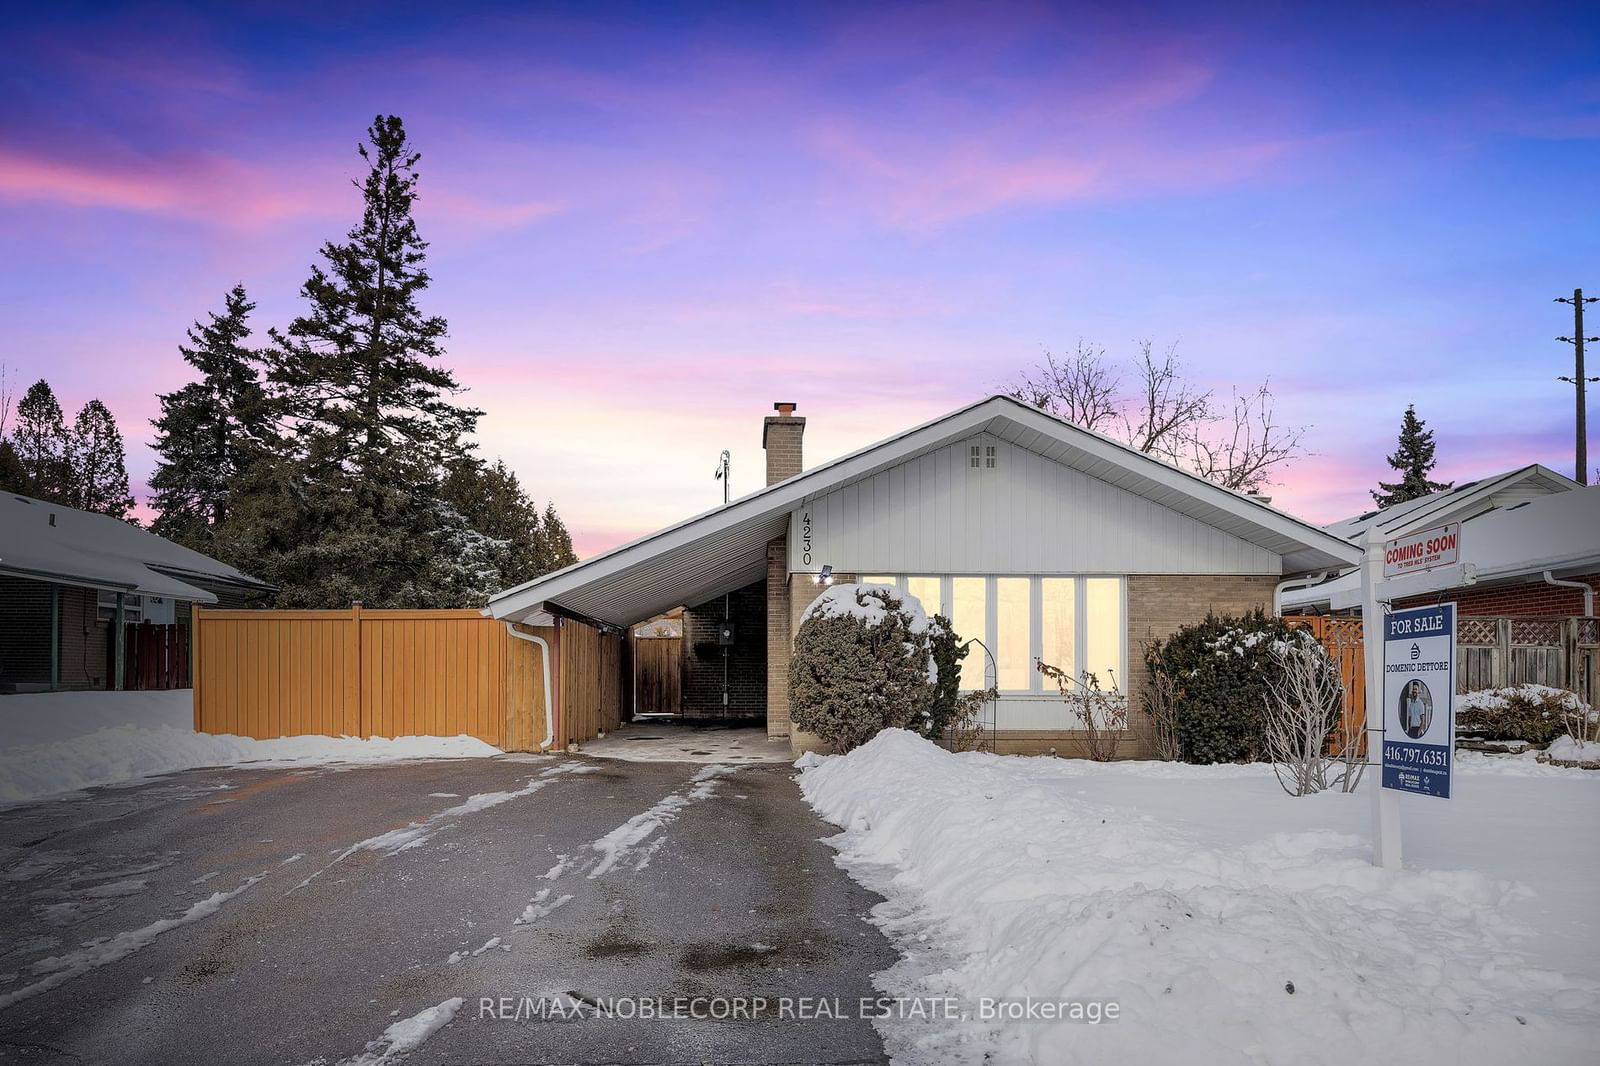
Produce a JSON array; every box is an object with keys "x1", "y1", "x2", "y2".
[
  {"x1": 249, "y1": 115, "x2": 483, "y2": 607},
  {"x1": 1372, "y1": 405, "x2": 1451, "y2": 508},
  {"x1": 67, "y1": 399, "x2": 135, "y2": 519},
  {"x1": 150, "y1": 285, "x2": 270, "y2": 550},
  {"x1": 540, "y1": 502, "x2": 577, "y2": 571},
  {"x1": 11, "y1": 380, "x2": 72, "y2": 502},
  {"x1": 266, "y1": 114, "x2": 481, "y2": 482}
]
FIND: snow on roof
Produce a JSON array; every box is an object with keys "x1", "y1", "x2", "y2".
[
  {"x1": 1283, "y1": 486, "x2": 1600, "y2": 610},
  {"x1": 0, "y1": 492, "x2": 270, "y2": 602}
]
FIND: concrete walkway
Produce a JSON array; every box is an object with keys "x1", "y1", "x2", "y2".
[{"x1": 579, "y1": 720, "x2": 794, "y2": 764}]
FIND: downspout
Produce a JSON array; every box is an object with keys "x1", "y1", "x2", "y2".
[
  {"x1": 1274, "y1": 571, "x2": 1331, "y2": 616},
  {"x1": 1543, "y1": 571, "x2": 1595, "y2": 616},
  {"x1": 503, "y1": 622, "x2": 557, "y2": 752}
]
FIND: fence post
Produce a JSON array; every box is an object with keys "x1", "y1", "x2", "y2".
[
  {"x1": 352, "y1": 601, "x2": 366, "y2": 739},
  {"x1": 191, "y1": 605, "x2": 202, "y2": 731},
  {"x1": 1494, "y1": 618, "x2": 1511, "y2": 687}
]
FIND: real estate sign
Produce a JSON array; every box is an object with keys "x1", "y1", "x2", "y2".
[
  {"x1": 1381, "y1": 602, "x2": 1456, "y2": 799},
  {"x1": 1382, "y1": 522, "x2": 1460, "y2": 579}
]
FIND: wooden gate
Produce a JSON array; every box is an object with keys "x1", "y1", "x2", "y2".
[{"x1": 631, "y1": 628, "x2": 682, "y2": 716}]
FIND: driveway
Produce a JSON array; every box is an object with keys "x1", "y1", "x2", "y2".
[{"x1": 0, "y1": 755, "x2": 896, "y2": 1065}]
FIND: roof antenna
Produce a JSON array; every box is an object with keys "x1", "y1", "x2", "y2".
[{"x1": 713, "y1": 449, "x2": 731, "y2": 505}]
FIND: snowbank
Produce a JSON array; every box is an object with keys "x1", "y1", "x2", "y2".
[
  {"x1": 798, "y1": 730, "x2": 1598, "y2": 1065},
  {"x1": 0, "y1": 690, "x2": 501, "y2": 806}
]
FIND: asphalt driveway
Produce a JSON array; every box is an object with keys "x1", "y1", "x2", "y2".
[{"x1": 0, "y1": 755, "x2": 896, "y2": 1065}]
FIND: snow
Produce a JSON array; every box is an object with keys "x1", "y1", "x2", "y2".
[
  {"x1": 798, "y1": 729, "x2": 1598, "y2": 1065},
  {"x1": 0, "y1": 690, "x2": 502, "y2": 806},
  {"x1": 1544, "y1": 736, "x2": 1600, "y2": 765},
  {"x1": 0, "y1": 873, "x2": 265, "y2": 1012},
  {"x1": 800, "y1": 582, "x2": 937, "y2": 635},
  {"x1": 1459, "y1": 683, "x2": 1589, "y2": 714},
  {"x1": 336, "y1": 997, "x2": 464, "y2": 1066}
]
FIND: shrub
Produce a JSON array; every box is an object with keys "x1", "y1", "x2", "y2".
[
  {"x1": 922, "y1": 613, "x2": 970, "y2": 741},
  {"x1": 1457, "y1": 684, "x2": 1586, "y2": 747},
  {"x1": 1143, "y1": 610, "x2": 1311, "y2": 764},
  {"x1": 788, "y1": 583, "x2": 938, "y2": 753}
]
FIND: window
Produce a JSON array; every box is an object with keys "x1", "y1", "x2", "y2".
[
  {"x1": 995, "y1": 578, "x2": 1030, "y2": 689},
  {"x1": 96, "y1": 591, "x2": 142, "y2": 623},
  {"x1": 985, "y1": 444, "x2": 997, "y2": 468},
  {"x1": 950, "y1": 577, "x2": 987, "y2": 690},
  {"x1": 906, "y1": 576, "x2": 942, "y2": 616},
  {"x1": 811, "y1": 573, "x2": 1125, "y2": 696},
  {"x1": 969, "y1": 444, "x2": 981, "y2": 468},
  {"x1": 1040, "y1": 578, "x2": 1076, "y2": 678},
  {"x1": 1084, "y1": 577, "x2": 1124, "y2": 689}
]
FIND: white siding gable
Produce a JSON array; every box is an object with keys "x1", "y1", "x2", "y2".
[{"x1": 790, "y1": 434, "x2": 1281, "y2": 575}]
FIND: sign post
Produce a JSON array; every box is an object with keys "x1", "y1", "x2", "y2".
[{"x1": 1363, "y1": 525, "x2": 1460, "y2": 870}]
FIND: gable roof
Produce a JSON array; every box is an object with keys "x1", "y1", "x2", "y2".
[
  {"x1": 1325, "y1": 464, "x2": 1579, "y2": 541},
  {"x1": 488, "y1": 396, "x2": 1361, "y2": 627},
  {"x1": 0, "y1": 492, "x2": 271, "y2": 603},
  {"x1": 1282, "y1": 486, "x2": 1600, "y2": 611}
]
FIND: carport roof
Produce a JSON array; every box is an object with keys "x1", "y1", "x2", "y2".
[{"x1": 486, "y1": 395, "x2": 1363, "y2": 627}]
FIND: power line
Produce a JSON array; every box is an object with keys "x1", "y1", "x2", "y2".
[{"x1": 1555, "y1": 287, "x2": 1599, "y2": 485}]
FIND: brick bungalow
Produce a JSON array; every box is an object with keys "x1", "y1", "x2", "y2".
[
  {"x1": 487, "y1": 396, "x2": 1361, "y2": 755},
  {"x1": 0, "y1": 492, "x2": 271, "y2": 692}
]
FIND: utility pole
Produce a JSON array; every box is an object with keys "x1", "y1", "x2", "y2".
[{"x1": 1556, "y1": 288, "x2": 1599, "y2": 485}]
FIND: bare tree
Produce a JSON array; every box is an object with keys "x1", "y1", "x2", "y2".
[
  {"x1": 1262, "y1": 638, "x2": 1359, "y2": 796},
  {"x1": 1037, "y1": 660, "x2": 1129, "y2": 761},
  {"x1": 1140, "y1": 657, "x2": 1183, "y2": 761},
  {"x1": 1009, "y1": 341, "x2": 1121, "y2": 432},
  {"x1": 1007, "y1": 340, "x2": 1309, "y2": 492},
  {"x1": 1180, "y1": 382, "x2": 1307, "y2": 492}
]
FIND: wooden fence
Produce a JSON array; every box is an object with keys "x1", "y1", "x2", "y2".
[
  {"x1": 191, "y1": 606, "x2": 624, "y2": 750},
  {"x1": 1284, "y1": 615, "x2": 1600, "y2": 743},
  {"x1": 119, "y1": 621, "x2": 190, "y2": 691}
]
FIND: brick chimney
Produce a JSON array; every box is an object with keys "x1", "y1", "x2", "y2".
[{"x1": 763, "y1": 402, "x2": 805, "y2": 485}]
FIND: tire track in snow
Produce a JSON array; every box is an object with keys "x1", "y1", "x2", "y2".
[
  {"x1": 289, "y1": 763, "x2": 594, "y2": 895},
  {"x1": 0, "y1": 872, "x2": 266, "y2": 1012},
  {"x1": 508, "y1": 763, "x2": 736, "y2": 926}
]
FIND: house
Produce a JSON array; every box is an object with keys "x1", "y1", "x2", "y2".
[
  {"x1": 488, "y1": 396, "x2": 1360, "y2": 755},
  {"x1": 1280, "y1": 466, "x2": 1595, "y2": 617},
  {"x1": 0, "y1": 492, "x2": 272, "y2": 692}
]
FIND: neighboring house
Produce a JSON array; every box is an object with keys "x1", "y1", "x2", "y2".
[
  {"x1": 488, "y1": 397, "x2": 1360, "y2": 755},
  {"x1": 0, "y1": 492, "x2": 272, "y2": 692},
  {"x1": 1281, "y1": 466, "x2": 1594, "y2": 617}
]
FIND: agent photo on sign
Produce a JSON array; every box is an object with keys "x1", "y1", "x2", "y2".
[{"x1": 1399, "y1": 679, "x2": 1434, "y2": 739}]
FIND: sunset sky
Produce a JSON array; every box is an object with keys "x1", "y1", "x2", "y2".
[{"x1": 2, "y1": 1, "x2": 1596, "y2": 556}]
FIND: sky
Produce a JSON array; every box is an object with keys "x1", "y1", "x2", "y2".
[{"x1": 2, "y1": 1, "x2": 1597, "y2": 557}]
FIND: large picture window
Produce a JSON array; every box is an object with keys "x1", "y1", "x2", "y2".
[{"x1": 835, "y1": 573, "x2": 1125, "y2": 694}]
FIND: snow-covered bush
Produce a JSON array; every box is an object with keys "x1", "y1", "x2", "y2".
[
  {"x1": 1143, "y1": 610, "x2": 1307, "y2": 764},
  {"x1": 1458, "y1": 684, "x2": 1589, "y2": 747},
  {"x1": 788, "y1": 584, "x2": 938, "y2": 753}
]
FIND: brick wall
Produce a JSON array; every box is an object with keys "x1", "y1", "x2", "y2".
[
  {"x1": 680, "y1": 579, "x2": 766, "y2": 719},
  {"x1": 763, "y1": 413, "x2": 805, "y2": 485},
  {"x1": 1395, "y1": 573, "x2": 1598, "y2": 618},
  {"x1": 1124, "y1": 574, "x2": 1278, "y2": 757}
]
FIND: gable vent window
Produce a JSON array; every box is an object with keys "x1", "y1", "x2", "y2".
[
  {"x1": 970, "y1": 444, "x2": 981, "y2": 468},
  {"x1": 985, "y1": 445, "x2": 997, "y2": 468}
]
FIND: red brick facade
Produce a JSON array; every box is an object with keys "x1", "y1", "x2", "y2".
[{"x1": 1395, "y1": 573, "x2": 1598, "y2": 617}]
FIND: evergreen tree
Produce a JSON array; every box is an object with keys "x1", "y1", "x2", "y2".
[
  {"x1": 150, "y1": 284, "x2": 270, "y2": 550},
  {"x1": 11, "y1": 380, "x2": 72, "y2": 502},
  {"x1": 540, "y1": 502, "x2": 576, "y2": 571},
  {"x1": 245, "y1": 115, "x2": 483, "y2": 607},
  {"x1": 266, "y1": 114, "x2": 480, "y2": 483},
  {"x1": 67, "y1": 399, "x2": 135, "y2": 519},
  {"x1": 0, "y1": 440, "x2": 24, "y2": 495},
  {"x1": 1372, "y1": 405, "x2": 1451, "y2": 508}
]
